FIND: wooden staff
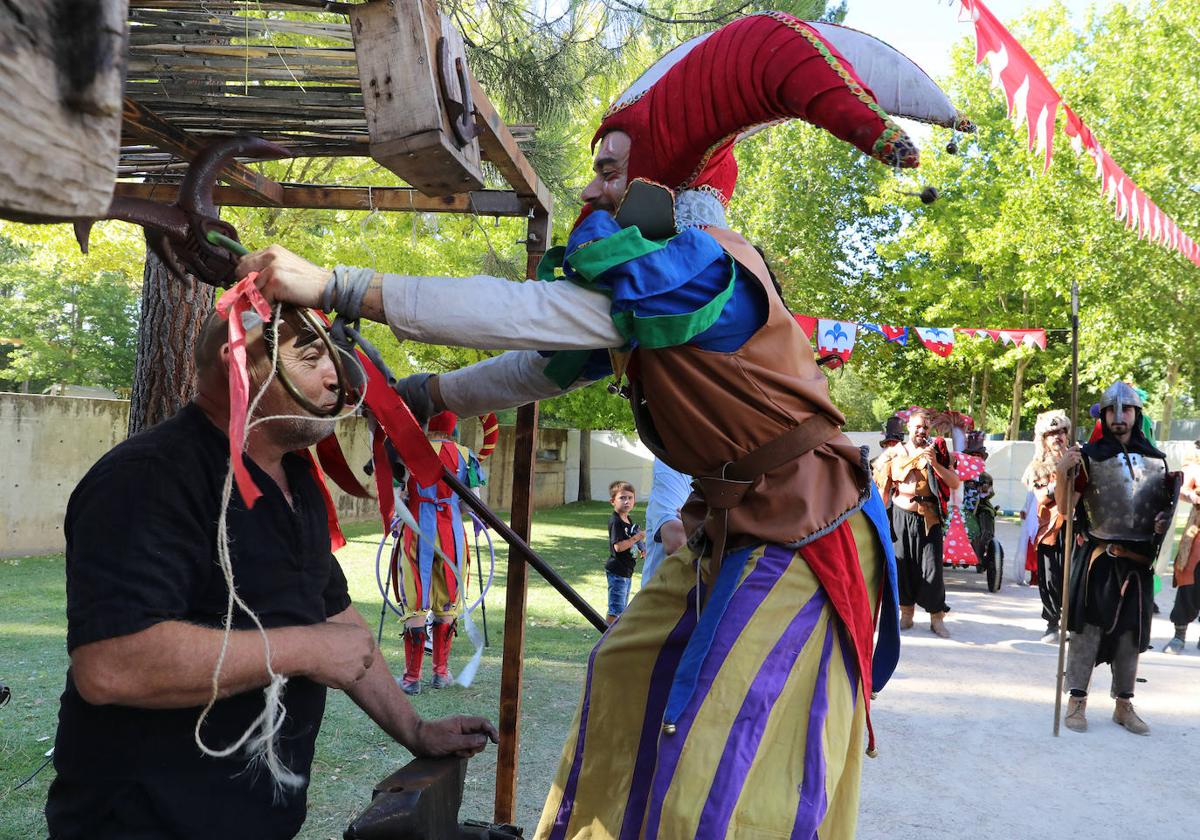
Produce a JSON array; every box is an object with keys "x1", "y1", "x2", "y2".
[{"x1": 1053, "y1": 281, "x2": 1080, "y2": 736}]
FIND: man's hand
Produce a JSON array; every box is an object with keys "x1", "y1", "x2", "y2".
[
  {"x1": 1057, "y1": 447, "x2": 1082, "y2": 477},
  {"x1": 299, "y1": 621, "x2": 377, "y2": 690},
  {"x1": 1154, "y1": 511, "x2": 1170, "y2": 535},
  {"x1": 236, "y1": 245, "x2": 330, "y2": 310},
  {"x1": 409, "y1": 715, "x2": 499, "y2": 759}
]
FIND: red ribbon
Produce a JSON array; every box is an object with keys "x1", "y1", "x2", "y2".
[{"x1": 215, "y1": 273, "x2": 273, "y2": 509}]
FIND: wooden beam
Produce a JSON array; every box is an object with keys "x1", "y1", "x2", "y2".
[
  {"x1": 113, "y1": 181, "x2": 527, "y2": 215},
  {"x1": 471, "y1": 77, "x2": 554, "y2": 218},
  {"x1": 0, "y1": 1, "x2": 125, "y2": 222},
  {"x1": 494, "y1": 400, "x2": 538, "y2": 825},
  {"x1": 122, "y1": 97, "x2": 284, "y2": 205}
]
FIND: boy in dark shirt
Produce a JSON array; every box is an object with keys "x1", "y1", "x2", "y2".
[{"x1": 605, "y1": 480, "x2": 645, "y2": 623}]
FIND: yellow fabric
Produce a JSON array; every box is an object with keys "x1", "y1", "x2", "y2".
[
  {"x1": 534, "y1": 511, "x2": 882, "y2": 840},
  {"x1": 399, "y1": 530, "x2": 470, "y2": 622}
]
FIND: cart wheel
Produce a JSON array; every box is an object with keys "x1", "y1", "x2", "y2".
[{"x1": 986, "y1": 539, "x2": 1004, "y2": 592}]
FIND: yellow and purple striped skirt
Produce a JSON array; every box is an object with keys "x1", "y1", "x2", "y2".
[{"x1": 535, "y1": 511, "x2": 882, "y2": 840}]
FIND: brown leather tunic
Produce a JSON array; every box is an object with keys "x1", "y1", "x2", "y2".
[{"x1": 626, "y1": 227, "x2": 868, "y2": 552}]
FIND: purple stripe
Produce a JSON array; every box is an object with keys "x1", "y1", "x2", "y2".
[
  {"x1": 792, "y1": 622, "x2": 835, "y2": 840},
  {"x1": 643, "y1": 544, "x2": 809, "y2": 840},
  {"x1": 546, "y1": 624, "x2": 611, "y2": 840},
  {"x1": 693, "y1": 592, "x2": 830, "y2": 839},
  {"x1": 616, "y1": 587, "x2": 700, "y2": 840}
]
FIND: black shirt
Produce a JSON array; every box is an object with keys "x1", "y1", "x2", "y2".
[
  {"x1": 46, "y1": 403, "x2": 351, "y2": 840},
  {"x1": 606, "y1": 512, "x2": 641, "y2": 578}
]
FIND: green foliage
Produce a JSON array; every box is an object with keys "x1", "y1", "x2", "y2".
[{"x1": 0, "y1": 231, "x2": 140, "y2": 393}]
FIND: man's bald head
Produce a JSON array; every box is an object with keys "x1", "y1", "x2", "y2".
[{"x1": 194, "y1": 308, "x2": 316, "y2": 386}]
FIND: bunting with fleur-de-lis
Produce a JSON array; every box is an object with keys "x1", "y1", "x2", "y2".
[
  {"x1": 794, "y1": 313, "x2": 1049, "y2": 362},
  {"x1": 816, "y1": 319, "x2": 858, "y2": 363}
]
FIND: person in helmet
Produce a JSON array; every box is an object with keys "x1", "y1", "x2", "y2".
[{"x1": 1055, "y1": 382, "x2": 1173, "y2": 735}]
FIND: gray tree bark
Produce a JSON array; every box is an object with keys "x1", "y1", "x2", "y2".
[
  {"x1": 127, "y1": 250, "x2": 213, "y2": 435},
  {"x1": 1006, "y1": 356, "x2": 1032, "y2": 441}
]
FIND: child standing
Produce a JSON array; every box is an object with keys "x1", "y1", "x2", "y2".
[{"x1": 606, "y1": 480, "x2": 644, "y2": 624}]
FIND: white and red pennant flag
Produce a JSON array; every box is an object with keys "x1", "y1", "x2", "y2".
[
  {"x1": 817, "y1": 319, "x2": 858, "y2": 363},
  {"x1": 914, "y1": 327, "x2": 955, "y2": 358}
]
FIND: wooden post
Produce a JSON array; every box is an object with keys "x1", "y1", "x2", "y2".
[
  {"x1": 493, "y1": 216, "x2": 551, "y2": 823},
  {"x1": 494, "y1": 400, "x2": 538, "y2": 823},
  {"x1": 0, "y1": 1, "x2": 125, "y2": 222}
]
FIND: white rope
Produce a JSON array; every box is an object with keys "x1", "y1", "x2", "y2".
[{"x1": 193, "y1": 307, "x2": 364, "y2": 794}]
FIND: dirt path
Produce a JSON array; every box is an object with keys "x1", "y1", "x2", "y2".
[{"x1": 859, "y1": 520, "x2": 1200, "y2": 839}]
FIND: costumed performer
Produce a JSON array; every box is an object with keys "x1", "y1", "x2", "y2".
[
  {"x1": 1021, "y1": 410, "x2": 1072, "y2": 642},
  {"x1": 1163, "y1": 440, "x2": 1200, "y2": 653},
  {"x1": 394, "y1": 410, "x2": 487, "y2": 694},
  {"x1": 873, "y1": 407, "x2": 961, "y2": 637},
  {"x1": 1056, "y1": 382, "x2": 1174, "y2": 735},
  {"x1": 238, "y1": 12, "x2": 972, "y2": 837}
]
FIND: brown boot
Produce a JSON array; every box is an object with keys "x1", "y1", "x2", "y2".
[
  {"x1": 1064, "y1": 696, "x2": 1087, "y2": 732},
  {"x1": 1113, "y1": 698, "x2": 1149, "y2": 735},
  {"x1": 929, "y1": 612, "x2": 951, "y2": 639},
  {"x1": 900, "y1": 605, "x2": 915, "y2": 630}
]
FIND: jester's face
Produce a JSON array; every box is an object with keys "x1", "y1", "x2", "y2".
[{"x1": 580, "y1": 131, "x2": 632, "y2": 214}]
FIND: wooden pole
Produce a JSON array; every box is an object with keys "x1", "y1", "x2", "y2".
[
  {"x1": 494, "y1": 399, "x2": 537, "y2": 823},
  {"x1": 1053, "y1": 281, "x2": 1080, "y2": 736},
  {"x1": 493, "y1": 223, "x2": 550, "y2": 823}
]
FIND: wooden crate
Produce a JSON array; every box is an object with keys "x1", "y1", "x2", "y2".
[{"x1": 350, "y1": 0, "x2": 484, "y2": 197}]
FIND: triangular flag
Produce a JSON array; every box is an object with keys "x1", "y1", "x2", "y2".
[
  {"x1": 793, "y1": 314, "x2": 818, "y2": 339},
  {"x1": 817, "y1": 319, "x2": 858, "y2": 363},
  {"x1": 914, "y1": 327, "x2": 955, "y2": 357},
  {"x1": 880, "y1": 325, "x2": 909, "y2": 345}
]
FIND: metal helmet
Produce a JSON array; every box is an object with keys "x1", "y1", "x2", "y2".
[{"x1": 1098, "y1": 381, "x2": 1143, "y2": 421}]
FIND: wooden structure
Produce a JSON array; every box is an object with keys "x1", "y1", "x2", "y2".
[{"x1": 1, "y1": 0, "x2": 556, "y2": 825}]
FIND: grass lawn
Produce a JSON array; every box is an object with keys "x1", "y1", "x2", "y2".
[{"x1": 0, "y1": 501, "x2": 638, "y2": 839}]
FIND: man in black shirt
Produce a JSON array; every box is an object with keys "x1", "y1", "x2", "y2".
[{"x1": 46, "y1": 310, "x2": 496, "y2": 839}]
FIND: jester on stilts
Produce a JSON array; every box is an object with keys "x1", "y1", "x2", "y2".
[
  {"x1": 393, "y1": 410, "x2": 496, "y2": 695},
  {"x1": 238, "y1": 12, "x2": 972, "y2": 837}
]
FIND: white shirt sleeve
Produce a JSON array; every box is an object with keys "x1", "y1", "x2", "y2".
[
  {"x1": 437, "y1": 350, "x2": 596, "y2": 417},
  {"x1": 380, "y1": 273, "x2": 623, "y2": 350}
]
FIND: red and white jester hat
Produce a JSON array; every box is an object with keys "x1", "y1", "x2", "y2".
[{"x1": 594, "y1": 12, "x2": 974, "y2": 207}]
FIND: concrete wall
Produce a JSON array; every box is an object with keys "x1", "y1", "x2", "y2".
[
  {"x1": 1, "y1": 394, "x2": 130, "y2": 556},
  {"x1": 460, "y1": 420, "x2": 567, "y2": 513},
  {"x1": 1, "y1": 394, "x2": 375, "y2": 557}
]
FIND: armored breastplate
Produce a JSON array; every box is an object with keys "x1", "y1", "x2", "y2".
[{"x1": 1081, "y1": 452, "x2": 1169, "y2": 542}]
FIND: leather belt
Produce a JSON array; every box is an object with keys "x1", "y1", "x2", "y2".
[
  {"x1": 1097, "y1": 540, "x2": 1153, "y2": 565},
  {"x1": 694, "y1": 414, "x2": 840, "y2": 582}
]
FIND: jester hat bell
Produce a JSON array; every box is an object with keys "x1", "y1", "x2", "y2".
[{"x1": 593, "y1": 12, "x2": 973, "y2": 209}]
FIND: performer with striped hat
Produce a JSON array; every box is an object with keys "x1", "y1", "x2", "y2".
[{"x1": 240, "y1": 12, "x2": 970, "y2": 837}]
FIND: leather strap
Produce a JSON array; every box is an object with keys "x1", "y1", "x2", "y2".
[
  {"x1": 696, "y1": 414, "x2": 841, "y2": 585},
  {"x1": 1097, "y1": 540, "x2": 1153, "y2": 565}
]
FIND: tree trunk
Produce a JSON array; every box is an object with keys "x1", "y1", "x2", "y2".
[
  {"x1": 128, "y1": 250, "x2": 214, "y2": 435},
  {"x1": 966, "y1": 372, "x2": 977, "y2": 418},
  {"x1": 977, "y1": 367, "x2": 990, "y2": 431},
  {"x1": 1160, "y1": 359, "x2": 1179, "y2": 441},
  {"x1": 1006, "y1": 356, "x2": 1032, "y2": 440},
  {"x1": 577, "y1": 428, "x2": 592, "y2": 502}
]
